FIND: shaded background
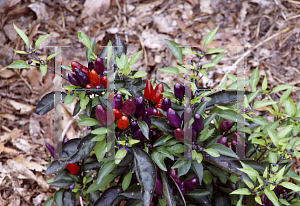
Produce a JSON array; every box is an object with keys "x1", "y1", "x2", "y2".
[{"x1": 0, "y1": 0, "x2": 299, "y2": 205}]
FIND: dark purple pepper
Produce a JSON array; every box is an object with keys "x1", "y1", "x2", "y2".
[
  {"x1": 152, "y1": 193, "x2": 159, "y2": 204},
  {"x1": 177, "y1": 179, "x2": 185, "y2": 195},
  {"x1": 94, "y1": 57, "x2": 105, "y2": 75},
  {"x1": 174, "y1": 83, "x2": 184, "y2": 99},
  {"x1": 70, "y1": 91, "x2": 74, "y2": 96},
  {"x1": 205, "y1": 154, "x2": 210, "y2": 158},
  {"x1": 131, "y1": 121, "x2": 139, "y2": 134},
  {"x1": 95, "y1": 104, "x2": 114, "y2": 126},
  {"x1": 184, "y1": 178, "x2": 197, "y2": 191},
  {"x1": 122, "y1": 99, "x2": 136, "y2": 116},
  {"x1": 87, "y1": 126, "x2": 91, "y2": 130},
  {"x1": 62, "y1": 137, "x2": 69, "y2": 145},
  {"x1": 134, "y1": 96, "x2": 146, "y2": 118},
  {"x1": 220, "y1": 120, "x2": 233, "y2": 132},
  {"x1": 167, "y1": 108, "x2": 182, "y2": 128},
  {"x1": 174, "y1": 128, "x2": 185, "y2": 141},
  {"x1": 181, "y1": 107, "x2": 193, "y2": 122},
  {"x1": 133, "y1": 129, "x2": 145, "y2": 142},
  {"x1": 68, "y1": 73, "x2": 80, "y2": 86},
  {"x1": 147, "y1": 107, "x2": 158, "y2": 116},
  {"x1": 88, "y1": 61, "x2": 94, "y2": 71},
  {"x1": 192, "y1": 114, "x2": 204, "y2": 132},
  {"x1": 185, "y1": 126, "x2": 196, "y2": 142},
  {"x1": 217, "y1": 137, "x2": 228, "y2": 147},
  {"x1": 75, "y1": 68, "x2": 89, "y2": 85},
  {"x1": 162, "y1": 98, "x2": 171, "y2": 111},
  {"x1": 114, "y1": 96, "x2": 123, "y2": 110},
  {"x1": 45, "y1": 142, "x2": 55, "y2": 158},
  {"x1": 149, "y1": 202, "x2": 155, "y2": 206},
  {"x1": 143, "y1": 111, "x2": 151, "y2": 127},
  {"x1": 155, "y1": 178, "x2": 163, "y2": 195},
  {"x1": 266, "y1": 199, "x2": 274, "y2": 206},
  {"x1": 170, "y1": 168, "x2": 178, "y2": 179}
]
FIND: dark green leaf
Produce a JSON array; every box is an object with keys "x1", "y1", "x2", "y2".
[
  {"x1": 44, "y1": 197, "x2": 54, "y2": 206},
  {"x1": 77, "y1": 118, "x2": 100, "y2": 126},
  {"x1": 149, "y1": 116, "x2": 175, "y2": 134},
  {"x1": 151, "y1": 151, "x2": 167, "y2": 171},
  {"x1": 73, "y1": 100, "x2": 81, "y2": 117},
  {"x1": 161, "y1": 171, "x2": 186, "y2": 206},
  {"x1": 35, "y1": 92, "x2": 67, "y2": 115},
  {"x1": 185, "y1": 189, "x2": 210, "y2": 199},
  {"x1": 120, "y1": 184, "x2": 141, "y2": 199},
  {"x1": 137, "y1": 120, "x2": 149, "y2": 140},
  {"x1": 93, "y1": 186, "x2": 123, "y2": 206},
  {"x1": 88, "y1": 190, "x2": 100, "y2": 205},
  {"x1": 177, "y1": 160, "x2": 191, "y2": 177},
  {"x1": 191, "y1": 160, "x2": 204, "y2": 185},
  {"x1": 208, "y1": 143, "x2": 238, "y2": 159},
  {"x1": 97, "y1": 160, "x2": 117, "y2": 184},
  {"x1": 54, "y1": 189, "x2": 65, "y2": 206},
  {"x1": 165, "y1": 40, "x2": 184, "y2": 64},
  {"x1": 203, "y1": 26, "x2": 219, "y2": 50},
  {"x1": 62, "y1": 190, "x2": 76, "y2": 206},
  {"x1": 172, "y1": 156, "x2": 190, "y2": 169},
  {"x1": 68, "y1": 134, "x2": 97, "y2": 163},
  {"x1": 8, "y1": 60, "x2": 31, "y2": 69},
  {"x1": 60, "y1": 139, "x2": 81, "y2": 160},
  {"x1": 193, "y1": 101, "x2": 207, "y2": 115},
  {"x1": 86, "y1": 174, "x2": 118, "y2": 194},
  {"x1": 45, "y1": 160, "x2": 68, "y2": 175},
  {"x1": 13, "y1": 23, "x2": 29, "y2": 48},
  {"x1": 171, "y1": 102, "x2": 185, "y2": 110},
  {"x1": 86, "y1": 36, "x2": 96, "y2": 62},
  {"x1": 132, "y1": 147, "x2": 156, "y2": 206}
]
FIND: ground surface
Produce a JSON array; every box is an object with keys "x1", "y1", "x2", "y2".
[{"x1": 0, "y1": 0, "x2": 300, "y2": 205}]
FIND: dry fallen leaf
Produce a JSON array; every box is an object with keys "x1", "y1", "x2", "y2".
[
  {"x1": 81, "y1": 0, "x2": 110, "y2": 19},
  {"x1": 10, "y1": 128, "x2": 23, "y2": 139},
  {"x1": 0, "y1": 113, "x2": 16, "y2": 121},
  {"x1": 7, "y1": 159, "x2": 37, "y2": 180},
  {"x1": 8, "y1": 99, "x2": 34, "y2": 114},
  {"x1": 0, "y1": 68, "x2": 15, "y2": 78},
  {"x1": 27, "y1": 3, "x2": 49, "y2": 22},
  {"x1": 14, "y1": 155, "x2": 47, "y2": 172}
]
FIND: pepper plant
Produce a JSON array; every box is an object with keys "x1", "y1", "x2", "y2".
[{"x1": 8, "y1": 24, "x2": 300, "y2": 206}]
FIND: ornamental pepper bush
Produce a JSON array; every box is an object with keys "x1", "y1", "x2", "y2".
[{"x1": 8, "y1": 25, "x2": 300, "y2": 206}]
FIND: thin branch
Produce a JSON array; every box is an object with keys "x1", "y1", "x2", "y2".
[{"x1": 31, "y1": 52, "x2": 69, "y2": 81}]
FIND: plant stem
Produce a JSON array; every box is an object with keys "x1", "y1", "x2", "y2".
[
  {"x1": 31, "y1": 52, "x2": 69, "y2": 81},
  {"x1": 257, "y1": 149, "x2": 267, "y2": 161}
]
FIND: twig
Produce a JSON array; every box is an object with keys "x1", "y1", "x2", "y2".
[
  {"x1": 61, "y1": 109, "x2": 82, "y2": 142},
  {"x1": 31, "y1": 53, "x2": 69, "y2": 81},
  {"x1": 234, "y1": 27, "x2": 293, "y2": 67}
]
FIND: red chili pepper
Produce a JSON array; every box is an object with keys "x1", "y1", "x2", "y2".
[
  {"x1": 89, "y1": 70, "x2": 100, "y2": 85},
  {"x1": 157, "y1": 110, "x2": 163, "y2": 117},
  {"x1": 67, "y1": 163, "x2": 79, "y2": 174},
  {"x1": 156, "y1": 98, "x2": 163, "y2": 109},
  {"x1": 152, "y1": 84, "x2": 164, "y2": 103},
  {"x1": 117, "y1": 115, "x2": 129, "y2": 129},
  {"x1": 144, "y1": 80, "x2": 153, "y2": 101},
  {"x1": 114, "y1": 108, "x2": 123, "y2": 119},
  {"x1": 71, "y1": 61, "x2": 89, "y2": 75},
  {"x1": 100, "y1": 76, "x2": 110, "y2": 88}
]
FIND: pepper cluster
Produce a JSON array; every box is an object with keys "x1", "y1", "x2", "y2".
[{"x1": 68, "y1": 57, "x2": 109, "y2": 90}]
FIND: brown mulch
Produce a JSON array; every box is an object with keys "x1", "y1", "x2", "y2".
[{"x1": 0, "y1": 0, "x2": 300, "y2": 205}]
